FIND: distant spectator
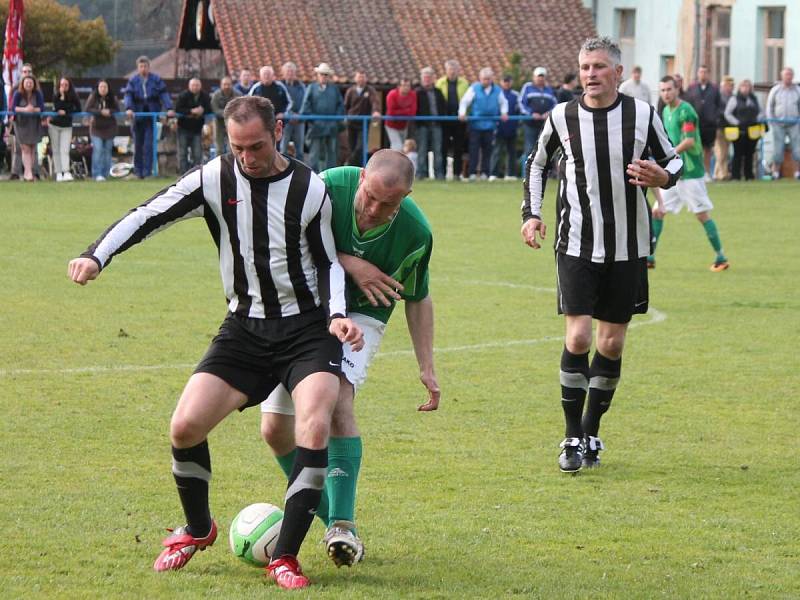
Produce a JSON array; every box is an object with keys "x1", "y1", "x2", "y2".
[
  {"x1": 459, "y1": 67, "x2": 508, "y2": 181},
  {"x1": 765, "y1": 67, "x2": 800, "y2": 180},
  {"x1": 175, "y1": 78, "x2": 212, "y2": 174},
  {"x1": 10, "y1": 75, "x2": 44, "y2": 182},
  {"x1": 714, "y1": 75, "x2": 735, "y2": 181},
  {"x1": 301, "y1": 62, "x2": 344, "y2": 172},
  {"x1": 724, "y1": 79, "x2": 764, "y2": 181},
  {"x1": 280, "y1": 61, "x2": 306, "y2": 161},
  {"x1": 210, "y1": 76, "x2": 241, "y2": 156},
  {"x1": 249, "y1": 66, "x2": 291, "y2": 120},
  {"x1": 436, "y1": 59, "x2": 469, "y2": 179},
  {"x1": 519, "y1": 67, "x2": 557, "y2": 166},
  {"x1": 402, "y1": 138, "x2": 418, "y2": 176},
  {"x1": 686, "y1": 65, "x2": 722, "y2": 179},
  {"x1": 491, "y1": 74, "x2": 520, "y2": 180},
  {"x1": 234, "y1": 69, "x2": 253, "y2": 96},
  {"x1": 47, "y1": 77, "x2": 81, "y2": 182},
  {"x1": 344, "y1": 70, "x2": 381, "y2": 165},
  {"x1": 556, "y1": 72, "x2": 579, "y2": 104},
  {"x1": 10, "y1": 63, "x2": 40, "y2": 180},
  {"x1": 384, "y1": 77, "x2": 416, "y2": 150},
  {"x1": 618, "y1": 65, "x2": 651, "y2": 104},
  {"x1": 0, "y1": 84, "x2": 6, "y2": 173},
  {"x1": 416, "y1": 67, "x2": 447, "y2": 179},
  {"x1": 85, "y1": 79, "x2": 120, "y2": 181},
  {"x1": 124, "y1": 55, "x2": 174, "y2": 178}
]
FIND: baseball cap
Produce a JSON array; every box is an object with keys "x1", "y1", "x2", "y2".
[{"x1": 534, "y1": 67, "x2": 547, "y2": 77}]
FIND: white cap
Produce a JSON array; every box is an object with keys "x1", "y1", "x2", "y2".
[{"x1": 534, "y1": 67, "x2": 547, "y2": 77}]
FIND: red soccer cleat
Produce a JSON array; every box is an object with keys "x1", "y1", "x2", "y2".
[
  {"x1": 153, "y1": 520, "x2": 217, "y2": 572},
  {"x1": 266, "y1": 555, "x2": 311, "y2": 589}
]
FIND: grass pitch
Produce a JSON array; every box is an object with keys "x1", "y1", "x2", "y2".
[{"x1": 1, "y1": 177, "x2": 798, "y2": 599}]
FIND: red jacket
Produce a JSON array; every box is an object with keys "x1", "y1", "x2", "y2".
[{"x1": 385, "y1": 88, "x2": 417, "y2": 130}]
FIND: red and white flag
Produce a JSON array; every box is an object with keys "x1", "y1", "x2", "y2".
[{"x1": 3, "y1": 0, "x2": 25, "y2": 107}]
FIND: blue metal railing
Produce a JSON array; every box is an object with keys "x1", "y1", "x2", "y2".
[{"x1": 2, "y1": 110, "x2": 798, "y2": 177}]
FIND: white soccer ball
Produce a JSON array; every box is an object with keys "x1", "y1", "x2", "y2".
[{"x1": 228, "y1": 502, "x2": 284, "y2": 566}]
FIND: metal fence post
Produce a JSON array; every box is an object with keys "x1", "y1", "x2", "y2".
[
  {"x1": 151, "y1": 113, "x2": 160, "y2": 177},
  {"x1": 361, "y1": 116, "x2": 369, "y2": 166}
]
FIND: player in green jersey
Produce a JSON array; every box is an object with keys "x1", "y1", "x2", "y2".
[
  {"x1": 650, "y1": 76, "x2": 729, "y2": 272},
  {"x1": 260, "y1": 149, "x2": 440, "y2": 567}
]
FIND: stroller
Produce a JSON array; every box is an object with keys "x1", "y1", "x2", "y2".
[{"x1": 42, "y1": 134, "x2": 92, "y2": 180}]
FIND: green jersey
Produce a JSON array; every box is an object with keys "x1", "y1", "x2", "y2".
[
  {"x1": 661, "y1": 100, "x2": 705, "y2": 179},
  {"x1": 320, "y1": 166, "x2": 433, "y2": 324}
]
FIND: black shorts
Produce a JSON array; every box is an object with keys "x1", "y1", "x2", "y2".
[
  {"x1": 556, "y1": 253, "x2": 649, "y2": 324},
  {"x1": 699, "y1": 126, "x2": 717, "y2": 149},
  {"x1": 194, "y1": 308, "x2": 342, "y2": 409}
]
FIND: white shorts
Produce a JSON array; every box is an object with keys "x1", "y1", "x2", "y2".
[
  {"x1": 660, "y1": 178, "x2": 714, "y2": 214},
  {"x1": 260, "y1": 312, "x2": 386, "y2": 415}
]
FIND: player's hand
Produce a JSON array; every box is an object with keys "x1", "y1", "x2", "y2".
[
  {"x1": 500, "y1": 114, "x2": 509, "y2": 122},
  {"x1": 339, "y1": 253, "x2": 403, "y2": 307},
  {"x1": 521, "y1": 218, "x2": 546, "y2": 249},
  {"x1": 417, "y1": 370, "x2": 440, "y2": 411},
  {"x1": 627, "y1": 159, "x2": 669, "y2": 188},
  {"x1": 458, "y1": 114, "x2": 467, "y2": 122},
  {"x1": 330, "y1": 317, "x2": 364, "y2": 352},
  {"x1": 652, "y1": 203, "x2": 666, "y2": 219},
  {"x1": 68, "y1": 257, "x2": 100, "y2": 285}
]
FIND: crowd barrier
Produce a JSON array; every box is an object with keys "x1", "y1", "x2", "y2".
[{"x1": 2, "y1": 111, "x2": 798, "y2": 178}]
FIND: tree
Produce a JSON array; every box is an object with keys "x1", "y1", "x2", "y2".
[{"x1": 0, "y1": 0, "x2": 118, "y2": 77}]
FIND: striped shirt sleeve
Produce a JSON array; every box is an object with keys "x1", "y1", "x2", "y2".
[
  {"x1": 305, "y1": 192, "x2": 347, "y2": 320},
  {"x1": 521, "y1": 113, "x2": 561, "y2": 222},
  {"x1": 646, "y1": 106, "x2": 684, "y2": 188},
  {"x1": 81, "y1": 168, "x2": 206, "y2": 269}
]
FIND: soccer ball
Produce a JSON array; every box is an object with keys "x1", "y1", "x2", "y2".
[{"x1": 228, "y1": 502, "x2": 284, "y2": 566}]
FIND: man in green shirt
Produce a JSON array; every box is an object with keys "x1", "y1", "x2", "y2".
[
  {"x1": 650, "y1": 76, "x2": 729, "y2": 272},
  {"x1": 260, "y1": 149, "x2": 440, "y2": 567}
]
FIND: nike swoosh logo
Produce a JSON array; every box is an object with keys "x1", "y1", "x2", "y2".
[
  {"x1": 329, "y1": 361, "x2": 340, "y2": 367},
  {"x1": 227, "y1": 198, "x2": 243, "y2": 205},
  {"x1": 635, "y1": 301, "x2": 647, "y2": 307}
]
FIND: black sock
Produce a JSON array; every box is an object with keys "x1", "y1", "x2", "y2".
[
  {"x1": 582, "y1": 352, "x2": 622, "y2": 438},
  {"x1": 272, "y1": 446, "x2": 327, "y2": 559},
  {"x1": 172, "y1": 441, "x2": 212, "y2": 537},
  {"x1": 560, "y1": 347, "x2": 589, "y2": 438}
]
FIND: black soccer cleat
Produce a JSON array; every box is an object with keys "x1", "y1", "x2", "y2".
[
  {"x1": 582, "y1": 436, "x2": 605, "y2": 469},
  {"x1": 558, "y1": 437, "x2": 585, "y2": 473}
]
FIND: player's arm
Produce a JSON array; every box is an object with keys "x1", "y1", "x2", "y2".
[
  {"x1": 405, "y1": 296, "x2": 440, "y2": 412},
  {"x1": 637, "y1": 106, "x2": 683, "y2": 189},
  {"x1": 337, "y1": 252, "x2": 403, "y2": 307},
  {"x1": 306, "y1": 192, "x2": 364, "y2": 351},
  {"x1": 67, "y1": 169, "x2": 206, "y2": 285},
  {"x1": 673, "y1": 113, "x2": 698, "y2": 154},
  {"x1": 521, "y1": 114, "x2": 558, "y2": 249}
]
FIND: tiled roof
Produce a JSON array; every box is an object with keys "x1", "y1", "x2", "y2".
[{"x1": 185, "y1": 0, "x2": 597, "y2": 85}]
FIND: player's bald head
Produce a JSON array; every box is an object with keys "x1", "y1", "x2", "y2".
[{"x1": 364, "y1": 149, "x2": 414, "y2": 192}]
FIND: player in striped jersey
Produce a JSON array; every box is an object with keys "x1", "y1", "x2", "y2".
[
  {"x1": 520, "y1": 37, "x2": 683, "y2": 472},
  {"x1": 260, "y1": 150, "x2": 439, "y2": 567},
  {"x1": 67, "y1": 96, "x2": 363, "y2": 589}
]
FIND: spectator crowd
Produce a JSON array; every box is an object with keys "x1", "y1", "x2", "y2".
[{"x1": 1, "y1": 55, "x2": 799, "y2": 182}]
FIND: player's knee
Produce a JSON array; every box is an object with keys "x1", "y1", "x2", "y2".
[
  {"x1": 170, "y1": 414, "x2": 205, "y2": 448},
  {"x1": 260, "y1": 416, "x2": 295, "y2": 454},
  {"x1": 596, "y1": 334, "x2": 625, "y2": 359},
  {"x1": 295, "y1": 413, "x2": 331, "y2": 449},
  {"x1": 565, "y1": 330, "x2": 592, "y2": 354}
]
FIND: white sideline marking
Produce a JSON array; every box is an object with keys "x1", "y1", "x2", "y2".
[{"x1": 0, "y1": 278, "x2": 666, "y2": 377}]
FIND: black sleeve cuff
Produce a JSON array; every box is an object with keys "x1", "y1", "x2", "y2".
[
  {"x1": 327, "y1": 313, "x2": 345, "y2": 326},
  {"x1": 80, "y1": 253, "x2": 104, "y2": 271}
]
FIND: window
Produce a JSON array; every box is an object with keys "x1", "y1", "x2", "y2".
[
  {"x1": 707, "y1": 6, "x2": 731, "y2": 82},
  {"x1": 661, "y1": 55, "x2": 675, "y2": 79},
  {"x1": 616, "y1": 9, "x2": 636, "y2": 69},
  {"x1": 763, "y1": 7, "x2": 785, "y2": 82}
]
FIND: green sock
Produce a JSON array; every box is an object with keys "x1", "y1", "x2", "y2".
[
  {"x1": 649, "y1": 218, "x2": 664, "y2": 261},
  {"x1": 702, "y1": 219, "x2": 726, "y2": 260},
  {"x1": 275, "y1": 448, "x2": 329, "y2": 525},
  {"x1": 326, "y1": 437, "x2": 362, "y2": 530}
]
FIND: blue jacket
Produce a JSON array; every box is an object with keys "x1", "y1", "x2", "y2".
[
  {"x1": 124, "y1": 73, "x2": 172, "y2": 114},
  {"x1": 282, "y1": 80, "x2": 306, "y2": 115},
  {"x1": 465, "y1": 82, "x2": 504, "y2": 131},
  {"x1": 519, "y1": 82, "x2": 557, "y2": 125},
  {"x1": 496, "y1": 88, "x2": 520, "y2": 138},
  {"x1": 300, "y1": 83, "x2": 344, "y2": 138}
]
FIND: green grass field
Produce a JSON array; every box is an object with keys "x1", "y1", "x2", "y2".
[{"x1": 1, "y1": 177, "x2": 798, "y2": 599}]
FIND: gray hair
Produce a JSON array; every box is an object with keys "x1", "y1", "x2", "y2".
[
  {"x1": 579, "y1": 37, "x2": 622, "y2": 65},
  {"x1": 420, "y1": 66, "x2": 435, "y2": 78},
  {"x1": 479, "y1": 67, "x2": 494, "y2": 79}
]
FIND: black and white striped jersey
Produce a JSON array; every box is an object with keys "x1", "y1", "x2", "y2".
[
  {"x1": 82, "y1": 155, "x2": 346, "y2": 320},
  {"x1": 522, "y1": 94, "x2": 683, "y2": 262}
]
